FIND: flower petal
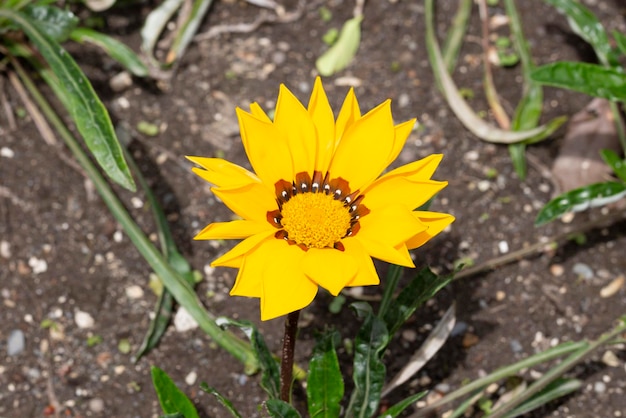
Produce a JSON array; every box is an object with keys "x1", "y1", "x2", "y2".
[
  {"x1": 330, "y1": 100, "x2": 395, "y2": 192},
  {"x1": 387, "y1": 118, "x2": 416, "y2": 165},
  {"x1": 308, "y1": 77, "x2": 336, "y2": 173},
  {"x1": 363, "y1": 178, "x2": 448, "y2": 211},
  {"x1": 249, "y1": 102, "x2": 271, "y2": 122},
  {"x1": 302, "y1": 248, "x2": 358, "y2": 296},
  {"x1": 406, "y1": 211, "x2": 455, "y2": 249},
  {"x1": 274, "y1": 84, "x2": 317, "y2": 174},
  {"x1": 260, "y1": 241, "x2": 317, "y2": 320},
  {"x1": 187, "y1": 157, "x2": 260, "y2": 188},
  {"x1": 378, "y1": 154, "x2": 444, "y2": 182},
  {"x1": 236, "y1": 108, "x2": 293, "y2": 186},
  {"x1": 358, "y1": 204, "x2": 428, "y2": 248},
  {"x1": 335, "y1": 87, "x2": 361, "y2": 143},
  {"x1": 212, "y1": 183, "x2": 276, "y2": 223},
  {"x1": 355, "y1": 235, "x2": 415, "y2": 267},
  {"x1": 342, "y1": 237, "x2": 380, "y2": 287},
  {"x1": 212, "y1": 229, "x2": 276, "y2": 268},
  {"x1": 195, "y1": 220, "x2": 270, "y2": 240}
]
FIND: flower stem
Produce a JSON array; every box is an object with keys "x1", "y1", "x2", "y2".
[{"x1": 280, "y1": 310, "x2": 300, "y2": 403}]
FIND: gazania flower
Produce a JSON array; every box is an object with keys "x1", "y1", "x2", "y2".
[{"x1": 188, "y1": 78, "x2": 454, "y2": 320}]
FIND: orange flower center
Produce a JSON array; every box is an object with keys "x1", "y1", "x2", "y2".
[{"x1": 267, "y1": 171, "x2": 370, "y2": 250}]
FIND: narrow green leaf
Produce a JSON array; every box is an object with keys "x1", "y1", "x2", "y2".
[
  {"x1": 600, "y1": 149, "x2": 626, "y2": 183},
  {"x1": 502, "y1": 378, "x2": 582, "y2": 418},
  {"x1": 441, "y1": 0, "x2": 472, "y2": 73},
  {"x1": 307, "y1": 330, "x2": 344, "y2": 418},
  {"x1": 199, "y1": 383, "x2": 243, "y2": 418},
  {"x1": 316, "y1": 16, "x2": 362, "y2": 76},
  {"x1": 265, "y1": 399, "x2": 302, "y2": 418},
  {"x1": 22, "y1": 4, "x2": 78, "y2": 42},
  {"x1": 151, "y1": 366, "x2": 200, "y2": 418},
  {"x1": 535, "y1": 181, "x2": 626, "y2": 226},
  {"x1": 543, "y1": 0, "x2": 616, "y2": 66},
  {"x1": 383, "y1": 267, "x2": 452, "y2": 337},
  {"x1": 378, "y1": 391, "x2": 427, "y2": 418},
  {"x1": 614, "y1": 30, "x2": 626, "y2": 57},
  {"x1": 167, "y1": 0, "x2": 214, "y2": 66},
  {"x1": 346, "y1": 305, "x2": 389, "y2": 418},
  {"x1": 216, "y1": 318, "x2": 280, "y2": 399},
  {"x1": 531, "y1": 61, "x2": 626, "y2": 102},
  {"x1": 377, "y1": 264, "x2": 404, "y2": 320},
  {"x1": 1, "y1": 9, "x2": 136, "y2": 191},
  {"x1": 70, "y1": 28, "x2": 148, "y2": 77}
]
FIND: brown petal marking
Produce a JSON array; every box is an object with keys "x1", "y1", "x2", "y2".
[
  {"x1": 274, "y1": 179, "x2": 293, "y2": 205},
  {"x1": 328, "y1": 177, "x2": 350, "y2": 200},
  {"x1": 334, "y1": 241, "x2": 345, "y2": 251},
  {"x1": 267, "y1": 210, "x2": 282, "y2": 228},
  {"x1": 311, "y1": 170, "x2": 324, "y2": 193},
  {"x1": 294, "y1": 172, "x2": 312, "y2": 194}
]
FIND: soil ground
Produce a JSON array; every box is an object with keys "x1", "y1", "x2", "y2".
[{"x1": 1, "y1": 0, "x2": 626, "y2": 417}]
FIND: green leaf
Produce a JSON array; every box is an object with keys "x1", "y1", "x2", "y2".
[
  {"x1": 265, "y1": 399, "x2": 302, "y2": 418},
  {"x1": 307, "y1": 330, "x2": 344, "y2": 418},
  {"x1": 216, "y1": 318, "x2": 280, "y2": 399},
  {"x1": 600, "y1": 149, "x2": 626, "y2": 183},
  {"x1": 22, "y1": 4, "x2": 78, "y2": 42},
  {"x1": 2, "y1": 9, "x2": 136, "y2": 191},
  {"x1": 346, "y1": 305, "x2": 389, "y2": 418},
  {"x1": 614, "y1": 30, "x2": 626, "y2": 57},
  {"x1": 378, "y1": 391, "x2": 427, "y2": 418},
  {"x1": 383, "y1": 267, "x2": 452, "y2": 337},
  {"x1": 535, "y1": 181, "x2": 626, "y2": 226},
  {"x1": 503, "y1": 378, "x2": 582, "y2": 418},
  {"x1": 69, "y1": 28, "x2": 149, "y2": 77},
  {"x1": 316, "y1": 16, "x2": 362, "y2": 76},
  {"x1": 167, "y1": 0, "x2": 214, "y2": 66},
  {"x1": 199, "y1": 383, "x2": 243, "y2": 418},
  {"x1": 543, "y1": 0, "x2": 617, "y2": 66},
  {"x1": 531, "y1": 62, "x2": 626, "y2": 102},
  {"x1": 151, "y1": 366, "x2": 200, "y2": 418},
  {"x1": 508, "y1": 143, "x2": 527, "y2": 180}
]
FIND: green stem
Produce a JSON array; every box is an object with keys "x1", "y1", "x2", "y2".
[
  {"x1": 13, "y1": 61, "x2": 259, "y2": 373},
  {"x1": 377, "y1": 263, "x2": 403, "y2": 319}
]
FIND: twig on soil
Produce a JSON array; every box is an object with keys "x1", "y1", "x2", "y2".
[
  {"x1": 42, "y1": 339, "x2": 62, "y2": 418},
  {"x1": 0, "y1": 185, "x2": 34, "y2": 211},
  {"x1": 194, "y1": 0, "x2": 306, "y2": 41}
]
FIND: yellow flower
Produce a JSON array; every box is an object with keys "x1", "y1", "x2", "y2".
[{"x1": 188, "y1": 78, "x2": 454, "y2": 320}]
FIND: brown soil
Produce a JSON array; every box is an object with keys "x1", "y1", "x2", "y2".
[{"x1": 1, "y1": 1, "x2": 625, "y2": 417}]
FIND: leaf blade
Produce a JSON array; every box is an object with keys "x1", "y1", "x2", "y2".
[
  {"x1": 151, "y1": 366, "x2": 200, "y2": 418},
  {"x1": 307, "y1": 330, "x2": 344, "y2": 418},
  {"x1": 316, "y1": 16, "x2": 362, "y2": 76}
]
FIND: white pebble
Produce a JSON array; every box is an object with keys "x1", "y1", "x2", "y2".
[
  {"x1": 131, "y1": 197, "x2": 143, "y2": 209},
  {"x1": 477, "y1": 180, "x2": 490, "y2": 192},
  {"x1": 174, "y1": 307, "x2": 199, "y2": 332},
  {"x1": 28, "y1": 256, "x2": 48, "y2": 274},
  {"x1": 74, "y1": 310, "x2": 95, "y2": 329},
  {"x1": 185, "y1": 370, "x2": 197, "y2": 386},
  {"x1": 113, "y1": 230, "x2": 123, "y2": 243},
  {"x1": 498, "y1": 241, "x2": 509, "y2": 254},
  {"x1": 0, "y1": 241, "x2": 11, "y2": 258},
  {"x1": 464, "y1": 150, "x2": 479, "y2": 161},
  {"x1": 7, "y1": 330, "x2": 25, "y2": 356},
  {"x1": 0, "y1": 147, "x2": 14, "y2": 158},
  {"x1": 125, "y1": 285, "x2": 144, "y2": 300}
]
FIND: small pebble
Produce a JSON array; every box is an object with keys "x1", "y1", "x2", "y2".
[
  {"x1": 477, "y1": 180, "x2": 490, "y2": 192},
  {"x1": 572, "y1": 263, "x2": 593, "y2": 280},
  {"x1": 464, "y1": 150, "x2": 479, "y2": 161},
  {"x1": 75, "y1": 310, "x2": 95, "y2": 329},
  {"x1": 401, "y1": 329, "x2": 417, "y2": 342},
  {"x1": 28, "y1": 256, "x2": 48, "y2": 274},
  {"x1": 7, "y1": 330, "x2": 25, "y2": 356},
  {"x1": 109, "y1": 71, "x2": 133, "y2": 92},
  {"x1": 498, "y1": 241, "x2": 509, "y2": 254},
  {"x1": 550, "y1": 264, "x2": 564, "y2": 277},
  {"x1": 174, "y1": 307, "x2": 199, "y2": 332},
  {"x1": 601, "y1": 350, "x2": 620, "y2": 367},
  {"x1": 510, "y1": 339, "x2": 523, "y2": 353},
  {"x1": 0, "y1": 240, "x2": 10, "y2": 258},
  {"x1": 125, "y1": 285, "x2": 144, "y2": 300},
  {"x1": 130, "y1": 197, "x2": 143, "y2": 209},
  {"x1": 113, "y1": 230, "x2": 123, "y2": 243},
  {"x1": 594, "y1": 381, "x2": 606, "y2": 393},
  {"x1": 0, "y1": 147, "x2": 15, "y2": 158},
  {"x1": 495, "y1": 290, "x2": 506, "y2": 301},
  {"x1": 89, "y1": 398, "x2": 105, "y2": 413},
  {"x1": 450, "y1": 321, "x2": 468, "y2": 337},
  {"x1": 600, "y1": 276, "x2": 624, "y2": 298},
  {"x1": 185, "y1": 370, "x2": 197, "y2": 386}
]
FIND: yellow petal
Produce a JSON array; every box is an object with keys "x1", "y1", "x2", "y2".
[
  {"x1": 335, "y1": 87, "x2": 361, "y2": 143},
  {"x1": 194, "y1": 220, "x2": 270, "y2": 240},
  {"x1": 358, "y1": 204, "x2": 428, "y2": 248},
  {"x1": 379, "y1": 154, "x2": 444, "y2": 182},
  {"x1": 308, "y1": 77, "x2": 336, "y2": 173},
  {"x1": 302, "y1": 248, "x2": 357, "y2": 296},
  {"x1": 212, "y1": 183, "x2": 276, "y2": 223},
  {"x1": 273, "y1": 84, "x2": 317, "y2": 174},
  {"x1": 387, "y1": 118, "x2": 416, "y2": 165},
  {"x1": 250, "y1": 102, "x2": 271, "y2": 122},
  {"x1": 236, "y1": 108, "x2": 293, "y2": 186},
  {"x1": 406, "y1": 211, "x2": 455, "y2": 249},
  {"x1": 212, "y1": 229, "x2": 276, "y2": 268},
  {"x1": 342, "y1": 237, "x2": 380, "y2": 287},
  {"x1": 187, "y1": 157, "x2": 260, "y2": 188},
  {"x1": 355, "y1": 235, "x2": 415, "y2": 267},
  {"x1": 260, "y1": 242, "x2": 317, "y2": 320},
  {"x1": 330, "y1": 100, "x2": 396, "y2": 192},
  {"x1": 363, "y1": 178, "x2": 448, "y2": 211}
]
